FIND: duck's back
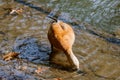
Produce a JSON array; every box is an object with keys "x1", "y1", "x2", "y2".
[{"x1": 48, "y1": 21, "x2": 75, "y2": 51}]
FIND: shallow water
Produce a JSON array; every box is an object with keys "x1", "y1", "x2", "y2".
[{"x1": 0, "y1": 0, "x2": 120, "y2": 80}]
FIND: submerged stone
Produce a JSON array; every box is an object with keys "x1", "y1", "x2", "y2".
[{"x1": 13, "y1": 36, "x2": 50, "y2": 64}]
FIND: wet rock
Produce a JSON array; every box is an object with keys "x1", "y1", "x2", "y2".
[
  {"x1": 13, "y1": 36, "x2": 50, "y2": 64},
  {"x1": 0, "y1": 69, "x2": 37, "y2": 80}
]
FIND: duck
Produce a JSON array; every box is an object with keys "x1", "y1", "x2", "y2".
[{"x1": 47, "y1": 18, "x2": 79, "y2": 71}]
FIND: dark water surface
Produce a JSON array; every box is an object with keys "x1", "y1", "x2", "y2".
[{"x1": 0, "y1": 0, "x2": 120, "y2": 80}]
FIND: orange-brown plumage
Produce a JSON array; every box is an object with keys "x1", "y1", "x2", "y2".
[{"x1": 48, "y1": 20, "x2": 79, "y2": 70}]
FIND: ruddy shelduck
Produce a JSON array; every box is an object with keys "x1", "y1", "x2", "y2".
[{"x1": 48, "y1": 20, "x2": 80, "y2": 71}]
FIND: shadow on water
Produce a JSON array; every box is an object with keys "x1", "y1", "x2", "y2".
[
  {"x1": 14, "y1": 0, "x2": 59, "y2": 18},
  {"x1": 87, "y1": 29, "x2": 120, "y2": 45},
  {"x1": 14, "y1": 0, "x2": 49, "y2": 14}
]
